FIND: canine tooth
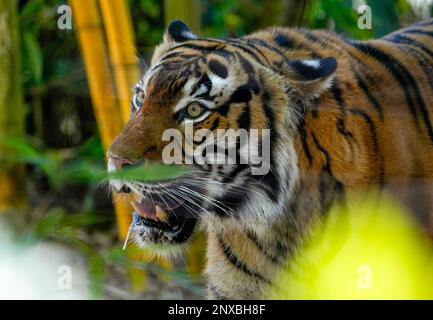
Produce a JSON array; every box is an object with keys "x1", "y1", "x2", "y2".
[
  {"x1": 156, "y1": 205, "x2": 168, "y2": 222},
  {"x1": 131, "y1": 200, "x2": 148, "y2": 219},
  {"x1": 132, "y1": 193, "x2": 141, "y2": 202}
]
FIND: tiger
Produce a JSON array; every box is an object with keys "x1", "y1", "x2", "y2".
[{"x1": 107, "y1": 19, "x2": 433, "y2": 299}]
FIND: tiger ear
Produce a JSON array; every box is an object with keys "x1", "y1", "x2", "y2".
[
  {"x1": 164, "y1": 20, "x2": 198, "y2": 43},
  {"x1": 283, "y1": 57, "x2": 337, "y2": 98},
  {"x1": 151, "y1": 20, "x2": 198, "y2": 65}
]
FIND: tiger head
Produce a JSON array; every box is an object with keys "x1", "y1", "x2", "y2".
[{"x1": 107, "y1": 21, "x2": 337, "y2": 252}]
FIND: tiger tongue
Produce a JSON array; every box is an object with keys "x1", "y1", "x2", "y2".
[{"x1": 131, "y1": 200, "x2": 157, "y2": 220}]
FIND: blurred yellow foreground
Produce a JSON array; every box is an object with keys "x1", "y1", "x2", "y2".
[{"x1": 269, "y1": 194, "x2": 433, "y2": 299}]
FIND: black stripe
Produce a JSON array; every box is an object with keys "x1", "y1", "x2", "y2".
[
  {"x1": 169, "y1": 43, "x2": 223, "y2": 54},
  {"x1": 237, "y1": 105, "x2": 250, "y2": 130},
  {"x1": 193, "y1": 38, "x2": 228, "y2": 45},
  {"x1": 212, "y1": 178, "x2": 248, "y2": 217},
  {"x1": 274, "y1": 33, "x2": 294, "y2": 49},
  {"x1": 245, "y1": 230, "x2": 282, "y2": 264},
  {"x1": 247, "y1": 38, "x2": 290, "y2": 74},
  {"x1": 347, "y1": 40, "x2": 433, "y2": 144},
  {"x1": 298, "y1": 29, "x2": 324, "y2": 44},
  {"x1": 210, "y1": 48, "x2": 235, "y2": 60},
  {"x1": 261, "y1": 90, "x2": 275, "y2": 132},
  {"x1": 226, "y1": 39, "x2": 270, "y2": 68},
  {"x1": 314, "y1": 139, "x2": 333, "y2": 213},
  {"x1": 311, "y1": 134, "x2": 344, "y2": 214},
  {"x1": 297, "y1": 116, "x2": 313, "y2": 166},
  {"x1": 216, "y1": 75, "x2": 259, "y2": 117},
  {"x1": 348, "y1": 108, "x2": 385, "y2": 186},
  {"x1": 191, "y1": 71, "x2": 210, "y2": 92},
  {"x1": 209, "y1": 117, "x2": 220, "y2": 131},
  {"x1": 209, "y1": 285, "x2": 227, "y2": 300},
  {"x1": 230, "y1": 84, "x2": 253, "y2": 103},
  {"x1": 350, "y1": 63, "x2": 384, "y2": 121},
  {"x1": 160, "y1": 52, "x2": 198, "y2": 62},
  {"x1": 208, "y1": 59, "x2": 228, "y2": 79},
  {"x1": 330, "y1": 84, "x2": 356, "y2": 157},
  {"x1": 385, "y1": 34, "x2": 433, "y2": 59},
  {"x1": 278, "y1": 29, "x2": 321, "y2": 54},
  {"x1": 384, "y1": 35, "x2": 433, "y2": 93},
  {"x1": 247, "y1": 38, "x2": 291, "y2": 67},
  {"x1": 259, "y1": 89, "x2": 280, "y2": 201},
  {"x1": 251, "y1": 170, "x2": 279, "y2": 202},
  {"x1": 217, "y1": 102, "x2": 230, "y2": 117},
  {"x1": 222, "y1": 164, "x2": 249, "y2": 184},
  {"x1": 330, "y1": 83, "x2": 346, "y2": 116},
  {"x1": 403, "y1": 28, "x2": 433, "y2": 38},
  {"x1": 237, "y1": 52, "x2": 255, "y2": 74},
  {"x1": 311, "y1": 134, "x2": 331, "y2": 171},
  {"x1": 218, "y1": 235, "x2": 270, "y2": 283}
]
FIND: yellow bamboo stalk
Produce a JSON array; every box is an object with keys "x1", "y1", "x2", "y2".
[
  {"x1": 70, "y1": 0, "x2": 121, "y2": 149},
  {"x1": 97, "y1": 0, "x2": 173, "y2": 291},
  {"x1": 98, "y1": 0, "x2": 139, "y2": 239},
  {"x1": 99, "y1": 0, "x2": 139, "y2": 125},
  {"x1": 70, "y1": 0, "x2": 132, "y2": 240}
]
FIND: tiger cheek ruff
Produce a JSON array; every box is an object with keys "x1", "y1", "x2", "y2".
[{"x1": 107, "y1": 19, "x2": 433, "y2": 299}]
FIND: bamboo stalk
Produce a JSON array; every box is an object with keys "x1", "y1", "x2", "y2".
[
  {"x1": 0, "y1": 0, "x2": 27, "y2": 212},
  {"x1": 99, "y1": 0, "x2": 139, "y2": 125},
  {"x1": 70, "y1": 0, "x2": 132, "y2": 240},
  {"x1": 259, "y1": 0, "x2": 312, "y2": 27},
  {"x1": 99, "y1": 1, "x2": 176, "y2": 292},
  {"x1": 164, "y1": 0, "x2": 201, "y2": 32}
]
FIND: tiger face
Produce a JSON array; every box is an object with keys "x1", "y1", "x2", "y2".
[{"x1": 107, "y1": 21, "x2": 337, "y2": 252}]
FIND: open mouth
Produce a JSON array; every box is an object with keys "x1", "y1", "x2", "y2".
[
  {"x1": 131, "y1": 193, "x2": 186, "y2": 232},
  {"x1": 118, "y1": 183, "x2": 199, "y2": 244}
]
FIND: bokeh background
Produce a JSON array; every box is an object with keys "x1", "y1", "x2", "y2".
[{"x1": 1, "y1": 0, "x2": 433, "y2": 299}]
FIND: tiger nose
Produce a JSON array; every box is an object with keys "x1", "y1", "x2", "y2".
[{"x1": 107, "y1": 153, "x2": 134, "y2": 171}]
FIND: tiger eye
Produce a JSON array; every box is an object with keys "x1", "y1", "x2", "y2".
[
  {"x1": 135, "y1": 90, "x2": 145, "y2": 107},
  {"x1": 187, "y1": 102, "x2": 205, "y2": 118}
]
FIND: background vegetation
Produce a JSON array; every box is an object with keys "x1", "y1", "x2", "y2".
[{"x1": 1, "y1": 0, "x2": 432, "y2": 299}]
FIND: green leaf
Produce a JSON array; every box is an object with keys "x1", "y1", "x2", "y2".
[
  {"x1": 75, "y1": 136, "x2": 104, "y2": 158},
  {"x1": 23, "y1": 31, "x2": 43, "y2": 84},
  {"x1": 108, "y1": 164, "x2": 186, "y2": 182},
  {"x1": 63, "y1": 159, "x2": 106, "y2": 184},
  {"x1": 20, "y1": 0, "x2": 44, "y2": 26}
]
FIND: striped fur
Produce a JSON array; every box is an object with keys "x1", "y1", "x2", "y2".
[{"x1": 108, "y1": 19, "x2": 433, "y2": 299}]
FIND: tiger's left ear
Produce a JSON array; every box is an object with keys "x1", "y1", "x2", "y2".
[
  {"x1": 164, "y1": 20, "x2": 198, "y2": 43},
  {"x1": 151, "y1": 20, "x2": 198, "y2": 65},
  {"x1": 283, "y1": 57, "x2": 337, "y2": 98}
]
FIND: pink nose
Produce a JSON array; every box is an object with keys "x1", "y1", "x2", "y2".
[{"x1": 107, "y1": 153, "x2": 134, "y2": 170}]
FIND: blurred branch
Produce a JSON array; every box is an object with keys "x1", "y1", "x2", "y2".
[
  {"x1": 164, "y1": 0, "x2": 201, "y2": 32},
  {"x1": 260, "y1": 0, "x2": 312, "y2": 27},
  {"x1": 0, "y1": 0, "x2": 27, "y2": 212}
]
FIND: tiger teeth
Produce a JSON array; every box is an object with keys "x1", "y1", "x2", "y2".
[
  {"x1": 156, "y1": 205, "x2": 168, "y2": 222},
  {"x1": 132, "y1": 192, "x2": 142, "y2": 202}
]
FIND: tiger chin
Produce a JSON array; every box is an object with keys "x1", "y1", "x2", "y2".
[{"x1": 108, "y1": 19, "x2": 433, "y2": 299}]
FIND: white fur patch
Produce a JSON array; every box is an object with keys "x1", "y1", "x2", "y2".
[
  {"x1": 181, "y1": 30, "x2": 197, "y2": 40},
  {"x1": 107, "y1": 158, "x2": 123, "y2": 192},
  {"x1": 301, "y1": 59, "x2": 321, "y2": 68}
]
